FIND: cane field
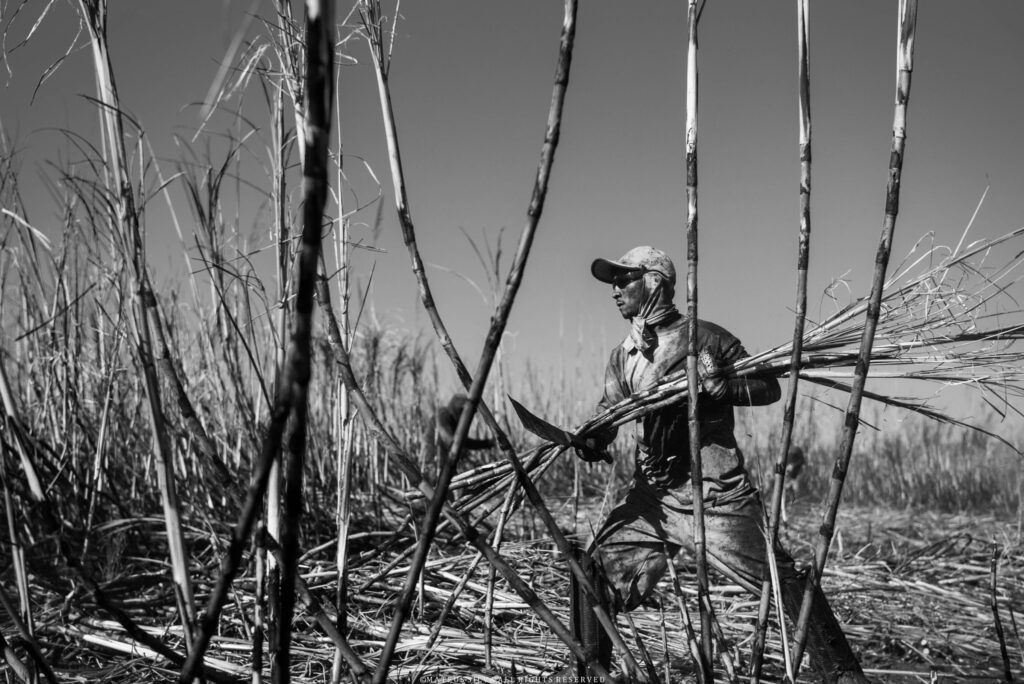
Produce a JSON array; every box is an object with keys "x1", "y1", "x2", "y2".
[{"x1": 3, "y1": 1, "x2": 1024, "y2": 683}]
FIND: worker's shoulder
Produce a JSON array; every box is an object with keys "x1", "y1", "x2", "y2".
[
  {"x1": 605, "y1": 341, "x2": 628, "y2": 363},
  {"x1": 695, "y1": 318, "x2": 739, "y2": 341}
]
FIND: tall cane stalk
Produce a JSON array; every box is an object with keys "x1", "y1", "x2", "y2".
[
  {"x1": 276, "y1": 2, "x2": 335, "y2": 683},
  {"x1": 330, "y1": 50, "x2": 355, "y2": 684},
  {"x1": 749, "y1": 1, "x2": 811, "y2": 680},
  {"x1": 76, "y1": 0, "x2": 196, "y2": 643},
  {"x1": 683, "y1": 0, "x2": 714, "y2": 678},
  {"x1": 790, "y1": 1, "x2": 918, "y2": 676}
]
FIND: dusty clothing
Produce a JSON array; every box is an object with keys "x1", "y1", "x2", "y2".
[
  {"x1": 593, "y1": 313, "x2": 779, "y2": 492},
  {"x1": 593, "y1": 479, "x2": 861, "y2": 680},
  {"x1": 586, "y1": 316, "x2": 862, "y2": 680}
]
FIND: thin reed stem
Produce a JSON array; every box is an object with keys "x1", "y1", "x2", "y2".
[{"x1": 790, "y1": 1, "x2": 918, "y2": 675}]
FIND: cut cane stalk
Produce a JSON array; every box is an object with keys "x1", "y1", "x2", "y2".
[{"x1": 790, "y1": 1, "x2": 918, "y2": 675}]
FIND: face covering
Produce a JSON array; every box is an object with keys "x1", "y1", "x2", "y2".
[{"x1": 626, "y1": 273, "x2": 679, "y2": 354}]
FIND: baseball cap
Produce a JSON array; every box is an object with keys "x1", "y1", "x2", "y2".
[{"x1": 591, "y1": 246, "x2": 677, "y2": 285}]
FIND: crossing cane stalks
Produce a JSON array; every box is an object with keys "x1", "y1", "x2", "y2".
[
  {"x1": 750, "y1": 1, "x2": 811, "y2": 680},
  {"x1": 359, "y1": 1, "x2": 633, "y2": 677},
  {"x1": 789, "y1": 0, "x2": 918, "y2": 675},
  {"x1": 682, "y1": 0, "x2": 715, "y2": 677},
  {"x1": 180, "y1": 1, "x2": 337, "y2": 681},
  {"x1": 359, "y1": 3, "x2": 603, "y2": 676},
  {"x1": 314, "y1": 280, "x2": 613, "y2": 681}
]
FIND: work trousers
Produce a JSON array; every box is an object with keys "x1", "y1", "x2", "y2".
[{"x1": 590, "y1": 474, "x2": 862, "y2": 681}]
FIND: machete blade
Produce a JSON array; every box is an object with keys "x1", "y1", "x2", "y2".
[{"x1": 507, "y1": 396, "x2": 611, "y2": 463}]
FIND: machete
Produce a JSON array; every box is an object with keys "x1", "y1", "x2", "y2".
[{"x1": 508, "y1": 396, "x2": 612, "y2": 463}]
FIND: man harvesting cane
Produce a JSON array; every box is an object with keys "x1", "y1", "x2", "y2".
[{"x1": 556, "y1": 246, "x2": 867, "y2": 683}]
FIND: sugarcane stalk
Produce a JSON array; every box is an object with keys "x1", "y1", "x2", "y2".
[
  {"x1": 262, "y1": 534, "x2": 369, "y2": 678},
  {"x1": 683, "y1": 0, "x2": 714, "y2": 677},
  {"x1": 790, "y1": 0, "x2": 918, "y2": 675},
  {"x1": 664, "y1": 544, "x2": 707, "y2": 683},
  {"x1": 659, "y1": 601, "x2": 672, "y2": 684},
  {"x1": 276, "y1": 2, "x2": 334, "y2": 682},
  {"x1": 76, "y1": 0, "x2": 196, "y2": 645},
  {"x1": 699, "y1": 592, "x2": 741, "y2": 682},
  {"x1": 181, "y1": 401, "x2": 292, "y2": 683},
  {"x1": 750, "y1": 1, "x2": 811, "y2": 680},
  {"x1": 330, "y1": 34, "x2": 354, "y2": 684},
  {"x1": 179, "y1": 2, "x2": 336, "y2": 681},
  {"x1": 265, "y1": 56, "x2": 290, "y2": 684},
  {"x1": 253, "y1": 530, "x2": 266, "y2": 684},
  {"x1": 990, "y1": 547, "x2": 1014, "y2": 683},
  {"x1": 261, "y1": 67, "x2": 289, "y2": 684},
  {"x1": 765, "y1": 532, "x2": 794, "y2": 682}
]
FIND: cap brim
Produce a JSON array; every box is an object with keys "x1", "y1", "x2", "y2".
[{"x1": 591, "y1": 258, "x2": 642, "y2": 283}]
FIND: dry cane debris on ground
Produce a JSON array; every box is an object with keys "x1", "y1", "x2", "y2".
[{"x1": 4, "y1": 498, "x2": 1022, "y2": 683}]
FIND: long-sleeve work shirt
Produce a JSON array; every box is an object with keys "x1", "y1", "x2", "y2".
[{"x1": 595, "y1": 313, "x2": 780, "y2": 494}]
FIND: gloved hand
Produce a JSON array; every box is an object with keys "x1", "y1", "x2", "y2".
[
  {"x1": 697, "y1": 347, "x2": 728, "y2": 400},
  {"x1": 574, "y1": 436, "x2": 612, "y2": 463}
]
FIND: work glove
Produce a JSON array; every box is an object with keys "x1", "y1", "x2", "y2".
[
  {"x1": 697, "y1": 347, "x2": 728, "y2": 401},
  {"x1": 574, "y1": 436, "x2": 612, "y2": 463}
]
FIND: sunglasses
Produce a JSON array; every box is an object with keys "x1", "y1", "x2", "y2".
[{"x1": 610, "y1": 269, "x2": 645, "y2": 289}]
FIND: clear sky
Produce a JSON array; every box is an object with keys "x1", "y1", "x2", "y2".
[{"x1": 4, "y1": 1, "x2": 1024, "y2": 413}]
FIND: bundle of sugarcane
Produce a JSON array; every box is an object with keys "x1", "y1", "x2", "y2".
[{"x1": 439, "y1": 226, "x2": 1024, "y2": 514}]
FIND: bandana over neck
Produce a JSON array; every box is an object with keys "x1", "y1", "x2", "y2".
[{"x1": 624, "y1": 274, "x2": 679, "y2": 354}]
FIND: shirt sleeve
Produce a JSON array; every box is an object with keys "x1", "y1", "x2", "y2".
[
  {"x1": 706, "y1": 323, "x2": 781, "y2": 407},
  {"x1": 588, "y1": 346, "x2": 628, "y2": 447}
]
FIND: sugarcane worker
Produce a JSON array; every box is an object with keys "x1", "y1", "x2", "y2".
[{"x1": 559, "y1": 246, "x2": 868, "y2": 683}]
